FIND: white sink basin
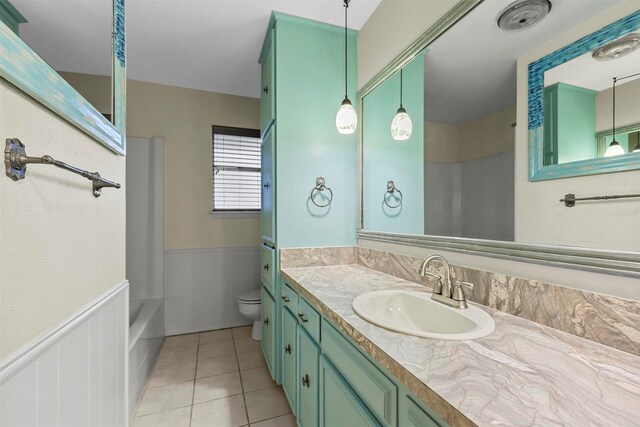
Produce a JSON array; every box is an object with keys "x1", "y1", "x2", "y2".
[{"x1": 352, "y1": 290, "x2": 495, "y2": 340}]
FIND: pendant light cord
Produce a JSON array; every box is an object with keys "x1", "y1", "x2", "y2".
[
  {"x1": 613, "y1": 76, "x2": 617, "y2": 142},
  {"x1": 400, "y1": 69, "x2": 403, "y2": 108},
  {"x1": 344, "y1": 0, "x2": 349, "y2": 99}
]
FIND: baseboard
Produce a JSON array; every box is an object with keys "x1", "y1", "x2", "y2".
[{"x1": 166, "y1": 320, "x2": 253, "y2": 337}]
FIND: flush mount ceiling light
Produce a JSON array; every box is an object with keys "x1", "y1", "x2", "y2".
[
  {"x1": 335, "y1": 0, "x2": 357, "y2": 135},
  {"x1": 391, "y1": 68, "x2": 413, "y2": 141},
  {"x1": 604, "y1": 76, "x2": 625, "y2": 157},
  {"x1": 592, "y1": 33, "x2": 640, "y2": 61},
  {"x1": 497, "y1": 0, "x2": 552, "y2": 32}
]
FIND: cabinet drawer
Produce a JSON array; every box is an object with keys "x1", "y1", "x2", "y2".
[
  {"x1": 297, "y1": 298, "x2": 320, "y2": 344},
  {"x1": 401, "y1": 395, "x2": 444, "y2": 427},
  {"x1": 281, "y1": 283, "x2": 299, "y2": 313},
  {"x1": 321, "y1": 320, "x2": 397, "y2": 427},
  {"x1": 260, "y1": 243, "x2": 276, "y2": 294}
]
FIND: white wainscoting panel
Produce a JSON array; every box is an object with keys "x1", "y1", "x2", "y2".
[
  {"x1": 0, "y1": 283, "x2": 128, "y2": 427},
  {"x1": 164, "y1": 246, "x2": 261, "y2": 336}
]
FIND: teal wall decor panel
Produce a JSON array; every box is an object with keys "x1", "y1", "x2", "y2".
[
  {"x1": 274, "y1": 14, "x2": 358, "y2": 248},
  {"x1": 528, "y1": 10, "x2": 640, "y2": 180},
  {"x1": 0, "y1": 2, "x2": 125, "y2": 154},
  {"x1": 362, "y1": 54, "x2": 424, "y2": 233}
]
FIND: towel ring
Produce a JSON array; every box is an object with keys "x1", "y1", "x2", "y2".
[
  {"x1": 384, "y1": 180, "x2": 402, "y2": 209},
  {"x1": 310, "y1": 177, "x2": 333, "y2": 208}
]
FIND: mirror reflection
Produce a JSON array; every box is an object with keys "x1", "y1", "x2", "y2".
[
  {"x1": 362, "y1": 0, "x2": 633, "y2": 246},
  {"x1": 10, "y1": 0, "x2": 113, "y2": 121}
]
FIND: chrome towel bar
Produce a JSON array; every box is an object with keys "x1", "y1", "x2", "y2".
[
  {"x1": 4, "y1": 138, "x2": 121, "y2": 197},
  {"x1": 310, "y1": 177, "x2": 333, "y2": 208},
  {"x1": 560, "y1": 192, "x2": 640, "y2": 207}
]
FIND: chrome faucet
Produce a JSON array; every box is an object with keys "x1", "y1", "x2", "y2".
[{"x1": 418, "y1": 254, "x2": 474, "y2": 309}]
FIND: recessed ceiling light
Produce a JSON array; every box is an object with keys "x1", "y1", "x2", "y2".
[
  {"x1": 497, "y1": 0, "x2": 552, "y2": 32},
  {"x1": 592, "y1": 33, "x2": 640, "y2": 61}
]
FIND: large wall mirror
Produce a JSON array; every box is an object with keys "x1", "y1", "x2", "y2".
[
  {"x1": 0, "y1": 0, "x2": 125, "y2": 154},
  {"x1": 358, "y1": 0, "x2": 640, "y2": 276}
]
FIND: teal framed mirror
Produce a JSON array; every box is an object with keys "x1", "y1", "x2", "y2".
[
  {"x1": 0, "y1": 0, "x2": 126, "y2": 155},
  {"x1": 528, "y1": 10, "x2": 640, "y2": 181}
]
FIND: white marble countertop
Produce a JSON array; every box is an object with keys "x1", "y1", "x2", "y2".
[{"x1": 281, "y1": 264, "x2": 640, "y2": 427}]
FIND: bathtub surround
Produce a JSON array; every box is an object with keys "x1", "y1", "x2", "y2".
[
  {"x1": 0, "y1": 283, "x2": 129, "y2": 426},
  {"x1": 281, "y1": 264, "x2": 640, "y2": 426},
  {"x1": 280, "y1": 246, "x2": 640, "y2": 357}
]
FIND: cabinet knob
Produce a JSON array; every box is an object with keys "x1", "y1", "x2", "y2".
[
  {"x1": 264, "y1": 318, "x2": 269, "y2": 325},
  {"x1": 285, "y1": 344, "x2": 291, "y2": 354},
  {"x1": 263, "y1": 182, "x2": 270, "y2": 189},
  {"x1": 281, "y1": 296, "x2": 290, "y2": 302},
  {"x1": 263, "y1": 86, "x2": 269, "y2": 94},
  {"x1": 298, "y1": 313, "x2": 308, "y2": 323},
  {"x1": 301, "y1": 374, "x2": 310, "y2": 388},
  {"x1": 263, "y1": 264, "x2": 269, "y2": 271}
]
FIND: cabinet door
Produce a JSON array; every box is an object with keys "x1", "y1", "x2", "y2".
[
  {"x1": 319, "y1": 356, "x2": 381, "y2": 427},
  {"x1": 298, "y1": 328, "x2": 319, "y2": 427},
  {"x1": 260, "y1": 37, "x2": 275, "y2": 135},
  {"x1": 399, "y1": 395, "x2": 443, "y2": 427},
  {"x1": 261, "y1": 287, "x2": 276, "y2": 379},
  {"x1": 282, "y1": 307, "x2": 298, "y2": 414},
  {"x1": 260, "y1": 128, "x2": 275, "y2": 243}
]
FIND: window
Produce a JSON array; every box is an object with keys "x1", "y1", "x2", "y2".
[{"x1": 212, "y1": 125, "x2": 261, "y2": 211}]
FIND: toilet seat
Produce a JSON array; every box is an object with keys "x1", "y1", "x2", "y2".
[{"x1": 238, "y1": 290, "x2": 261, "y2": 304}]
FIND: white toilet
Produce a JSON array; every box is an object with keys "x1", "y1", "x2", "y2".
[{"x1": 238, "y1": 290, "x2": 262, "y2": 341}]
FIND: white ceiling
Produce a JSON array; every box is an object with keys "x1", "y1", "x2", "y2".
[
  {"x1": 424, "y1": 0, "x2": 625, "y2": 125},
  {"x1": 13, "y1": 0, "x2": 382, "y2": 99},
  {"x1": 544, "y1": 46, "x2": 640, "y2": 92}
]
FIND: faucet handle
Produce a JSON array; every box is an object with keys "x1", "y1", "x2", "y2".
[
  {"x1": 452, "y1": 280, "x2": 474, "y2": 308},
  {"x1": 419, "y1": 270, "x2": 443, "y2": 294}
]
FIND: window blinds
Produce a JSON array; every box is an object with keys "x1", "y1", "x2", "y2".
[{"x1": 212, "y1": 127, "x2": 261, "y2": 211}]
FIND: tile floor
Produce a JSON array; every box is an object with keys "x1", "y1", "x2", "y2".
[{"x1": 132, "y1": 326, "x2": 296, "y2": 427}]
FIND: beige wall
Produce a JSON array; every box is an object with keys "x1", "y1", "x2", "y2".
[
  {"x1": 358, "y1": 0, "x2": 458, "y2": 89},
  {"x1": 425, "y1": 106, "x2": 516, "y2": 163},
  {"x1": 515, "y1": 1, "x2": 640, "y2": 251},
  {"x1": 595, "y1": 77, "x2": 640, "y2": 132},
  {"x1": 0, "y1": 78, "x2": 126, "y2": 362},
  {"x1": 62, "y1": 73, "x2": 261, "y2": 250}
]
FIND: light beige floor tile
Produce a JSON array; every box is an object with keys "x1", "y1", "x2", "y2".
[
  {"x1": 162, "y1": 333, "x2": 199, "y2": 350},
  {"x1": 234, "y1": 337, "x2": 261, "y2": 353},
  {"x1": 194, "y1": 371, "x2": 243, "y2": 404},
  {"x1": 148, "y1": 361, "x2": 196, "y2": 388},
  {"x1": 232, "y1": 325, "x2": 253, "y2": 339},
  {"x1": 156, "y1": 345, "x2": 198, "y2": 367},
  {"x1": 136, "y1": 381, "x2": 193, "y2": 416},
  {"x1": 250, "y1": 413, "x2": 297, "y2": 427},
  {"x1": 191, "y1": 394, "x2": 248, "y2": 427},
  {"x1": 196, "y1": 354, "x2": 238, "y2": 379},
  {"x1": 198, "y1": 340, "x2": 236, "y2": 360},
  {"x1": 244, "y1": 386, "x2": 291, "y2": 423},
  {"x1": 131, "y1": 406, "x2": 191, "y2": 427},
  {"x1": 240, "y1": 366, "x2": 276, "y2": 393},
  {"x1": 199, "y1": 328, "x2": 232, "y2": 344},
  {"x1": 237, "y1": 348, "x2": 266, "y2": 370}
]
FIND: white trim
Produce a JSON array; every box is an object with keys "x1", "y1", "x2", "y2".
[
  {"x1": 164, "y1": 245, "x2": 260, "y2": 255},
  {"x1": 0, "y1": 280, "x2": 129, "y2": 383}
]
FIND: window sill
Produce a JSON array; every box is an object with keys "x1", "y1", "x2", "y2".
[{"x1": 209, "y1": 211, "x2": 261, "y2": 219}]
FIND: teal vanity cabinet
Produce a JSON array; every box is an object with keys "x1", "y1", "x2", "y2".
[
  {"x1": 0, "y1": 0, "x2": 26, "y2": 35},
  {"x1": 279, "y1": 281, "x2": 448, "y2": 427},
  {"x1": 261, "y1": 286, "x2": 276, "y2": 376},
  {"x1": 258, "y1": 12, "x2": 358, "y2": 385}
]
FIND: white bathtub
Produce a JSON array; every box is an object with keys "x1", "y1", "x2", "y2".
[{"x1": 128, "y1": 298, "x2": 164, "y2": 416}]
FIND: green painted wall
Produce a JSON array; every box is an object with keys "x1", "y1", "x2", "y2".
[
  {"x1": 274, "y1": 14, "x2": 358, "y2": 248},
  {"x1": 362, "y1": 54, "x2": 424, "y2": 234}
]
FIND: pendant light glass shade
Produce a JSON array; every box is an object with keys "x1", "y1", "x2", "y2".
[
  {"x1": 336, "y1": 98, "x2": 357, "y2": 134},
  {"x1": 604, "y1": 140, "x2": 625, "y2": 157},
  {"x1": 391, "y1": 107, "x2": 413, "y2": 141},
  {"x1": 336, "y1": 0, "x2": 356, "y2": 135},
  {"x1": 391, "y1": 68, "x2": 412, "y2": 141}
]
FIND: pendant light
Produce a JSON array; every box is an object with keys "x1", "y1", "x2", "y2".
[
  {"x1": 335, "y1": 0, "x2": 357, "y2": 135},
  {"x1": 604, "y1": 76, "x2": 625, "y2": 157},
  {"x1": 391, "y1": 68, "x2": 413, "y2": 141}
]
